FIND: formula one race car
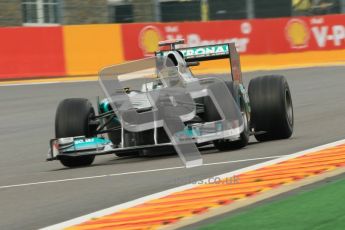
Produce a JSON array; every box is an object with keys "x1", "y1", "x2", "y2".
[{"x1": 48, "y1": 40, "x2": 294, "y2": 168}]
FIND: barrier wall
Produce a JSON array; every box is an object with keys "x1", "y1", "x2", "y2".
[
  {"x1": 0, "y1": 14, "x2": 344, "y2": 79},
  {"x1": 121, "y1": 14, "x2": 345, "y2": 59},
  {"x1": 0, "y1": 27, "x2": 65, "y2": 79},
  {"x1": 63, "y1": 24, "x2": 123, "y2": 76}
]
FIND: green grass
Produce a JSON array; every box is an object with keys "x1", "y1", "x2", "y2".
[{"x1": 199, "y1": 176, "x2": 345, "y2": 230}]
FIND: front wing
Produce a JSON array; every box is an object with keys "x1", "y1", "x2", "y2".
[
  {"x1": 47, "y1": 121, "x2": 243, "y2": 161},
  {"x1": 47, "y1": 136, "x2": 174, "y2": 161}
]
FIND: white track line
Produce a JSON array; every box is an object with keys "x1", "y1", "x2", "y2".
[
  {"x1": 41, "y1": 138, "x2": 345, "y2": 230},
  {"x1": 0, "y1": 155, "x2": 284, "y2": 190},
  {"x1": 2, "y1": 64, "x2": 345, "y2": 87},
  {"x1": 0, "y1": 79, "x2": 96, "y2": 87}
]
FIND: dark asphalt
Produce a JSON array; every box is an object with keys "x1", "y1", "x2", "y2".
[{"x1": 1, "y1": 66, "x2": 345, "y2": 229}]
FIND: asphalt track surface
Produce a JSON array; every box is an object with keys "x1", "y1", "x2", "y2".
[{"x1": 1, "y1": 66, "x2": 345, "y2": 230}]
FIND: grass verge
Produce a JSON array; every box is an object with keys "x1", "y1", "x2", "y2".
[{"x1": 199, "y1": 176, "x2": 345, "y2": 230}]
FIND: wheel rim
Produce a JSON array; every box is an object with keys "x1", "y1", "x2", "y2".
[
  {"x1": 285, "y1": 88, "x2": 293, "y2": 126},
  {"x1": 87, "y1": 108, "x2": 96, "y2": 137},
  {"x1": 241, "y1": 101, "x2": 249, "y2": 134}
]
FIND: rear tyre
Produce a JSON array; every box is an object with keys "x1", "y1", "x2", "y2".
[
  {"x1": 248, "y1": 75, "x2": 293, "y2": 142},
  {"x1": 55, "y1": 98, "x2": 96, "y2": 168},
  {"x1": 203, "y1": 81, "x2": 249, "y2": 151}
]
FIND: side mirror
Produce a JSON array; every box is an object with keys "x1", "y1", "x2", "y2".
[{"x1": 186, "y1": 61, "x2": 200, "y2": 67}]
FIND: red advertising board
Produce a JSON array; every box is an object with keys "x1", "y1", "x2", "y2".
[
  {"x1": 0, "y1": 27, "x2": 65, "y2": 79},
  {"x1": 268, "y1": 14, "x2": 345, "y2": 53},
  {"x1": 0, "y1": 14, "x2": 344, "y2": 78},
  {"x1": 121, "y1": 20, "x2": 265, "y2": 60},
  {"x1": 121, "y1": 14, "x2": 345, "y2": 60}
]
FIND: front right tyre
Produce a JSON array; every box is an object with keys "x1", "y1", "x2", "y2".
[{"x1": 55, "y1": 98, "x2": 96, "y2": 168}]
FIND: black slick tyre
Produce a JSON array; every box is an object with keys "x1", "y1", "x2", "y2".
[
  {"x1": 55, "y1": 98, "x2": 96, "y2": 167},
  {"x1": 248, "y1": 75, "x2": 293, "y2": 142}
]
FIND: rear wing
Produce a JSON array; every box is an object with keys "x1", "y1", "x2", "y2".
[
  {"x1": 157, "y1": 43, "x2": 243, "y2": 83},
  {"x1": 179, "y1": 43, "x2": 231, "y2": 61}
]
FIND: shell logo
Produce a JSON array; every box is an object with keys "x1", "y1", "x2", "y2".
[
  {"x1": 139, "y1": 26, "x2": 162, "y2": 55},
  {"x1": 285, "y1": 19, "x2": 310, "y2": 49}
]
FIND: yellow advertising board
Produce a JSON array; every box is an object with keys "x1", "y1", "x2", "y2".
[{"x1": 63, "y1": 24, "x2": 124, "y2": 76}]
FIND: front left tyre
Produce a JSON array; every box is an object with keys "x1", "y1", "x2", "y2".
[
  {"x1": 248, "y1": 75, "x2": 294, "y2": 141},
  {"x1": 55, "y1": 98, "x2": 96, "y2": 168}
]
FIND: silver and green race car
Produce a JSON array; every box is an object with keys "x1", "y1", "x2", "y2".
[{"x1": 48, "y1": 40, "x2": 294, "y2": 168}]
